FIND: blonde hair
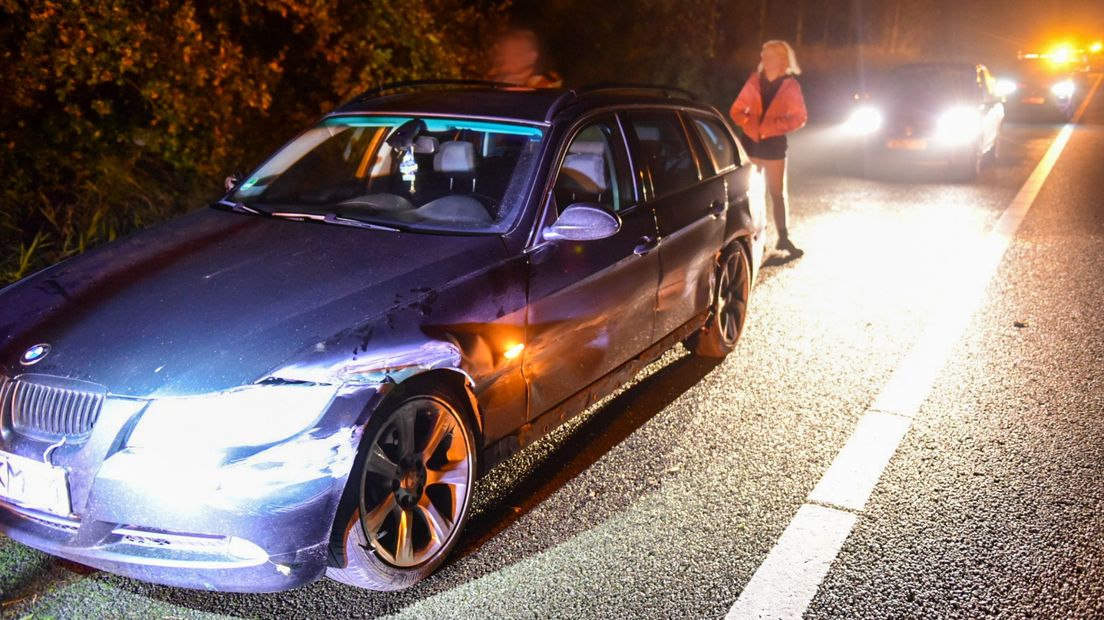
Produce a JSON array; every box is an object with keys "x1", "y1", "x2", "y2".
[{"x1": 758, "y1": 40, "x2": 802, "y2": 76}]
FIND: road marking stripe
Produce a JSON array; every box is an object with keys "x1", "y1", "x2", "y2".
[
  {"x1": 727, "y1": 78, "x2": 1099, "y2": 620},
  {"x1": 807, "y1": 411, "x2": 912, "y2": 512},
  {"x1": 725, "y1": 504, "x2": 858, "y2": 620}
]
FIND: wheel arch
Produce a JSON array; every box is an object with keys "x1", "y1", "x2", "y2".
[
  {"x1": 325, "y1": 366, "x2": 483, "y2": 574},
  {"x1": 374, "y1": 368, "x2": 485, "y2": 443}
]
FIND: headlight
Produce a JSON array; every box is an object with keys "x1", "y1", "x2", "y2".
[
  {"x1": 1051, "y1": 80, "x2": 1075, "y2": 99},
  {"x1": 995, "y1": 79, "x2": 1018, "y2": 97},
  {"x1": 843, "y1": 106, "x2": 884, "y2": 135},
  {"x1": 934, "y1": 106, "x2": 982, "y2": 144},
  {"x1": 128, "y1": 384, "x2": 338, "y2": 450}
]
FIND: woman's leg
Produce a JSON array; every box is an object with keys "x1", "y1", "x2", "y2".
[
  {"x1": 753, "y1": 157, "x2": 801, "y2": 254},
  {"x1": 762, "y1": 157, "x2": 789, "y2": 239}
]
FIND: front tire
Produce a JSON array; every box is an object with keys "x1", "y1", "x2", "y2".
[
  {"x1": 686, "y1": 241, "x2": 751, "y2": 358},
  {"x1": 983, "y1": 131, "x2": 1000, "y2": 164},
  {"x1": 950, "y1": 147, "x2": 981, "y2": 183},
  {"x1": 327, "y1": 386, "x2": 477, "y2": 591}
]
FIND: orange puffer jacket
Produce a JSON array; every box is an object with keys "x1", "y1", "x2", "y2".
[{"x1": 729, "y1": 72, "x2": 808, "y2": 142}]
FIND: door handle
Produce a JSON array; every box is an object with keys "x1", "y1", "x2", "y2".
[
  {"x1": 709, "y1": 199, "x2": 727, "y2": 218},
  {"x1": 634, "y1": 235, "x2": 659, "y2": 256}
]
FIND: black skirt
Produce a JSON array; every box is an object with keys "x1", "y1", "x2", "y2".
[{"x1": 741, "y1": 134, "x2": 788, "y2": 161}]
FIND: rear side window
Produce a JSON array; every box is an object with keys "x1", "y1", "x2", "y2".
[
  {"x1": 624, "y1": 111, "x2": 700, "y2": 199},
  {"x1": 689, "y1": 115, "x2": 739, "y2": 174}
]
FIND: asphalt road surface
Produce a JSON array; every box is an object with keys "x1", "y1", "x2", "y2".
[{"x1": 3, "y1": 79, "x2": 1103, "y2": 619}]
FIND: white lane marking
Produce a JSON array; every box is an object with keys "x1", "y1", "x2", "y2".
[
  {"x1": 871, "y1": 124, "x2": 1074, "y2": 416},
  {"x1": 807, "y1": 411, "x2": 912, "y2": 512},
  {"x1": 725, "y1": 504, "x2": 858, "y2": 620},
  {"x1": 728, "y1": 79, "x2": 1100, "y2": 619}
]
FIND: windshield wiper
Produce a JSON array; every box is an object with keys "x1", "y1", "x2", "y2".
[
  {"x1": 323, "y1": 213, "x2": 404, "y2": 232},
  {"x1": 268, "y1": 210, "x2": 404, "y2": 232},
  {"x1": 216, "y1": 200, "x2": 265, "y2": 215}
]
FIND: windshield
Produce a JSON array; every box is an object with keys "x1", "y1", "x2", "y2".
[
  {"x1": 879, "y1": 66, "x2": 980, "y2": 104},
  {"x1": 230, "y1": 115, "x2": 545, "y2": 233},
  {"x1": 1014, "y1": 59, "x2": 1068, "y2": 82}
]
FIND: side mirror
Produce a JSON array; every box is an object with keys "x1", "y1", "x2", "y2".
[{"x1": 544, "y1": 203, "x2": 621, "y2": 242}]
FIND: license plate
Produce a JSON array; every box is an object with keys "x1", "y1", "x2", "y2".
[
  {"x1": 887, "y1": 139, "x2": 927, "y2": 151},
  {"x1": 1023, "y1": 96, "x2": 1046, "y2": 105},
  {"x1": 0, "y1": 451, "x2": 71, "y2": 516}
]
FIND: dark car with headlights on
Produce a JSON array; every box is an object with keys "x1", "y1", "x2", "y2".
[
  {"x1": 995, "y1": 57, "x2": 1079, "y2": 121},
  {"x1": 0, "y1": 82, "x2": 766, "y2": 592},
  {"x1": 843, "y1": 63, "x2": 1004, "y2": 181}
]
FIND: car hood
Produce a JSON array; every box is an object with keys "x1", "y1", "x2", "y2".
[
  {"x1": 0, "y1": 208, "x2": 505, "y2": 397},
  {"x1": 875, "y1": 94, "x2": 978, "y2": 126}
]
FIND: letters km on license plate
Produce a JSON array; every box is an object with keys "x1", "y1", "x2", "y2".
[{"x1": 0, "y1": 450, "x2": 71, "y2": 516}]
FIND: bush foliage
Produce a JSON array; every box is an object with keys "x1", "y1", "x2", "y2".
[{"x1": 0, "y1": 0, "x2": 504, "y2": 284}]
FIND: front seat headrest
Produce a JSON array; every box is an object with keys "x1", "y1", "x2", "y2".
[
  {"x1": 414, "y1": 136, "x2": 439, "y2": 154},
  {"x1": 559, "y1": 153, "x2": 609, "y2": 194},
  {"x1": 568, "y1": 140, "x2": 606, "y2": 155},
  {"x1": 434, "y1": 141, "x2": 477, "y2": 176}
]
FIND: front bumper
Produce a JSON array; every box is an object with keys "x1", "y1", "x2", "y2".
[
  {"x1": 1, "y1": 501, "x2": 328, "y2": 591},
  {"x1": 1004, "y1": 90, "x2": 1073, "y2": 117},
  {"x1": 856, "y1": 135, "x2": 976, "y2": 168},
  {"x1": 0, "y1": 386, "x2": 379, "y2": 592}
]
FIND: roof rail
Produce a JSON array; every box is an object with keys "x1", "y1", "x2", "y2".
[
  {"x1": 345, "y1": 79, "x2": 531, "y2": 105},
  {"x1": 543, "y1": 82, "x2": 699, "y2": 122},
  {"x1": 581, "y1": 83, "x2": 699, "y2": 100}
]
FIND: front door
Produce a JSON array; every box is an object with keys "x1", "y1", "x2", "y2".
[{"x1": 525, "y1": 116, "x2": 660, "y2": 418}]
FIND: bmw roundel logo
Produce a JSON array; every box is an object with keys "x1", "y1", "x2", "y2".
[{"x1": 20, "y1": 343, "x2": 50, "y2": 366}]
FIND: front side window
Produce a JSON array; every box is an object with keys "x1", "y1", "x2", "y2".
[
  {"x1": 229, "y1": 116, "x2": 544, "y2": 233},
  {"x1": 552, "y1": 118, "x2": 633, "y2": 213},
  {"x1": 624, "y1": 111, "x2": 700, "y2": 199}
]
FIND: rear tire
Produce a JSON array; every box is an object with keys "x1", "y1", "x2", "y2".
[
  {"x1": 327, "y1": 384, "x2": 477, "y2": 591},
  {"x1": 685, "y1": 241, "x2": 751, "y2": 358}
]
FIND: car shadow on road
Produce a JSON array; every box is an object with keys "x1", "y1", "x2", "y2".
[
  {"x1": 109, "y1": 351, "x2": 724, "y2": 618},
  {"x1": 455, "y1": 351, "x2": 723, "y2": 562}
]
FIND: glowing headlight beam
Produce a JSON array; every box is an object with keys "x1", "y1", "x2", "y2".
[
  {"x1": 843, "y1": 106, "x2": 884, "y2": 135},
  {"x1": 934, "y1": 106, "x2": 982, "y2": 144},
  {"x1": 1051, "y1": 80, "x2": 1075, "y2": 99},
  {"x1": 995, "y1": 79, "x2": 1017, "y2": 98},
  {"x1": 127, "y1": 383, "x2": 338, "y2": 450}
]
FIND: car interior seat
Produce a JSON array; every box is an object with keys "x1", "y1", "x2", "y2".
[
  {"x1": 556, "y1": 141, "x2": 610, "y2": 208},
  {"x1": 415, "y1": 140, "x2": 492, "y2": 224}
]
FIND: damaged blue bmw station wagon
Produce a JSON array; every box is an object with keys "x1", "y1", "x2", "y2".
[{"x1": 0, "y1": 82, "x2": 766, "y2": 592}]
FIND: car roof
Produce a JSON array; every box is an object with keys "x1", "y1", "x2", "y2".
[{"x1": 332, "y1": 85, "x2": 715, "y2": 125}]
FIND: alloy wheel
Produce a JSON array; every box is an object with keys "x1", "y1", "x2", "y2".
[
  {"x1": 716, "y1": 248, "x2": 750, "y2": 346},
  {"x1": 358, "y1": 396, "x2": 473, "y2": 568}
]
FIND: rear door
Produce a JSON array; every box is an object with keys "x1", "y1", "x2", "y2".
[
  {"x1": 686, "y1": 110, "x2": 759, "y2": 244},
  {"x1": 623, "y1": 109, "x2": 725, "y2": 339},
  {"x1": 524, "y1": 115, "x2": 660, "y2": 418}
]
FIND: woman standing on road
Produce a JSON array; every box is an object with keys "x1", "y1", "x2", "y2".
[{"x1": 730, "y1": 40, "x2": 808, "y2": 257}]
